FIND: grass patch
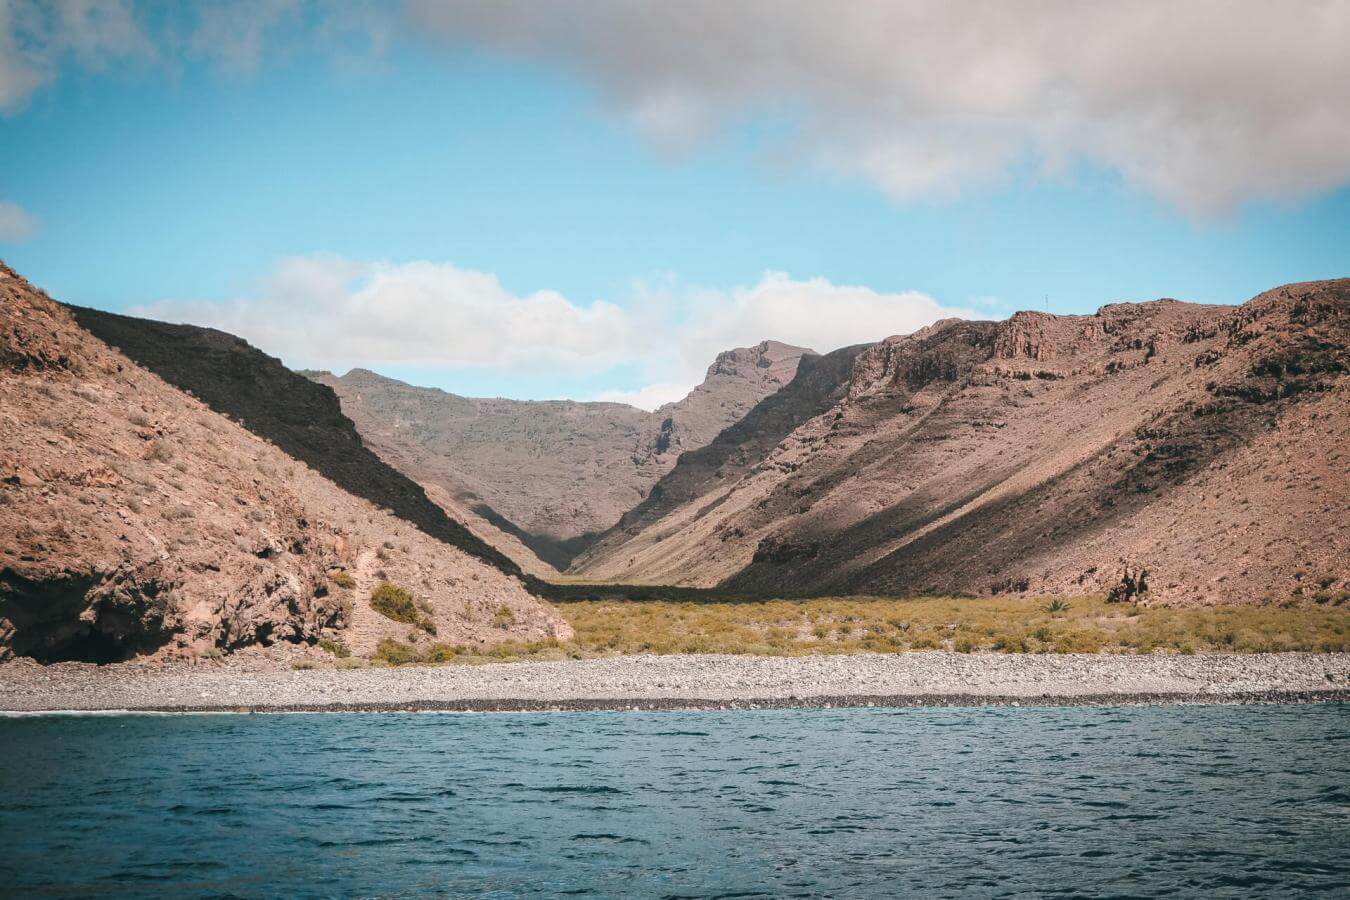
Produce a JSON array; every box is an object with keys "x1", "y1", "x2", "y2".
[
  {"x1": 369, "y1": 582, "x2": 437, "y2": 635},
  {"x1": 370, "y1": 638, "x2": 567, "y2": 666},
  {"x1": 551, "y1": 595, "x2": 1350, "y2": 656},
  {"x1": 350, "y1": 594, "x2": 1348, "y2": 667},
  {"x1": 317, "y1": 638, "x2": 350, "y2": 658}
]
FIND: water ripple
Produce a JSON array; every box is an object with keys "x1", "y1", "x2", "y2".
[{"x1": 0, "y1": 704, "x2": 1347, "y2": 897}]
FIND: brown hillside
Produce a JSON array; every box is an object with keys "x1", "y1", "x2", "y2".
[
  {"x1": 0, "y1": 264, "x2": 570, "y2": 662},
  {"x1": 569, "y1": 343, "x2": 871, "y2": 576},
  {"x1": 311, "y1": 340, "x2": 811, "y2": 569},
  {"x1": 571, "y1": 281, "x2": 1349, "y2": 606}
]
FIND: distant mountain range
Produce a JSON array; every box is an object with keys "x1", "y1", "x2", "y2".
[{"x1": 306, "y1": 340, "x2": 810, "y2": 570}]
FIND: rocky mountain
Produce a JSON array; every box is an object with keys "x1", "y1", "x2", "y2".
[
  {"x1": 0, "y1": 263, "x2": 570, "y2": 663},
  {"x1": 571, "y1": 280, "x2": 1349, "y2": 606},
  {"x1": 309, "y1": 340, "x2": 812, "y2": 570}
]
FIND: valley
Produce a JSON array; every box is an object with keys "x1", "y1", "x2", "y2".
[{"x1": 1, "y1": 261, "x2": 1346, "y2": 674}]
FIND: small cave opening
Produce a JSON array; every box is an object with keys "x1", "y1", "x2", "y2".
[
  {"x1": 2, "y1": 570, "x2": 174, "y2": 665},
  {"x1": 25, "y1": 625, "x2": 134, "y2": 665}
]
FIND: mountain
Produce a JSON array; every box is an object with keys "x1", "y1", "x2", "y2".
[
  {"x1": 570, "y1": 280, "x2": 1349, "y2": 606},
  {"x1": 309, "y1": 340, "x2": 812, "y2": 570},
  {"x1": 0, "y1": 262, "x2": 570, "y2": 663}
]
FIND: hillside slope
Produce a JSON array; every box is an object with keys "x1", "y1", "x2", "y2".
[
  {"x1": 569, "y1": 343, "x2": 871, "y2": 578},
  {"x1": 68, "y1": 305, "x2": 524, "y2": 579},
  {"x1": 0, "y1": 264, "x2": 569, "y2": 662},
  {"x1": 572, "y1": 281, "x2": 1348, "y2": 606},
  {"x1": 311, "y1": 340, "x2": 811, "y2": 569}
]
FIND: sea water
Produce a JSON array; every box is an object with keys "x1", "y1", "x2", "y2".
[{"x1": 1, "y1": 704, "x2": 1346, "y2": 897}]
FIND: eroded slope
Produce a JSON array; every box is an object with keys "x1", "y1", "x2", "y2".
[
  {"x1": 0, "y1": 264, "x2": 570, "y2": 662},
  {"x1": 574, "y1": 282, "x2": 1349, "y2": 605}
]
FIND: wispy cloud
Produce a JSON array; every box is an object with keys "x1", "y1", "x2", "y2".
[
  {"x1": 0, "y1": 0, "x2": 153, "y2": 113},
  {"x1": 411, "y1": 0, "x2": 1350, "y2": 217},
  {"x1": 132, "y1": 255, "x2": 978, "y2": 409},
  {"x1": 0, "y1": 200, "x2": 36, "y2": 240},
  {"x1": 5, "y1": 2, "x2": 1348, "y2": 216},
  {"x1": 0, "y1": 0, "x2": 389, "y2": 111}
]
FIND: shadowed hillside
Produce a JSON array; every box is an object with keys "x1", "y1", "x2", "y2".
[
  {"x1": 1, "y1": 263, "x2": 570, "y2": 663},
  {"x1": 68, "y1": 306, "x2": 524, "y2": 579}
]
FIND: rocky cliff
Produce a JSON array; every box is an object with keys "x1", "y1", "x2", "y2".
[
  {"x1": 570, "y1": 281, "x2": 1349, "y2": 606},
  {"x1": 0, "y1": 263, "x2": 570, "y2": 662}
]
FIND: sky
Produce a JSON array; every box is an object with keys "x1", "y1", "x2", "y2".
[{"x1": 1, "y1": 1, "x2": 1347, "y2": 407}]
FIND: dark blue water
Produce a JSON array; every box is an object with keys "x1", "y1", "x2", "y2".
[{"x1": 1, "y1": 705, "x2": 1347, "y2": 898}]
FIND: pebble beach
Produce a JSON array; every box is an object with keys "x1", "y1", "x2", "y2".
[{"x1": 2, "y1": 652, "x2": 1346, "y2": 713}]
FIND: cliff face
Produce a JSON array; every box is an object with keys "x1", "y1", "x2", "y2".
[
  {"x1": 567, "y1": 343, "x2": 870, "y2": 579},
  {"x1": 312, "y1": 340, "x2": 812, "y2": 570},
  {"x1": 571, "y1": 281, "x2": 1349, "y2": 606},
  {"x1": 0, "y1": 263, "x2": 570, "y2": 663}
]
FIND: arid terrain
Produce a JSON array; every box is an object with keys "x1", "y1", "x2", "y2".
[
  {"x1": 572, "y1": 281, "x2": 1349, "y2": 607},
  {"x1": 308, "y1": 341, "x2": 809, "y2": 570},
  {"x1": 2, "y1": 262, "x2": 1347, "y2": 676},
  {"x1": 0, "y1": 263, "x2": 569, "y2": 664}
]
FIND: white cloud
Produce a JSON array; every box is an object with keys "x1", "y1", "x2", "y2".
[
  {"x1": 132, "y1": 256, "x2": 640, "y2": 373},
  {"x1": 0, "y1": 0, "x2": 153, "y2": 113},
  {"x1": 133, "y1": 255, "x2": 976, "y2": 409},
  {"x1": 592, "y1": 383, "x2": 692, "y2": 412},
  {"x1": 7, "y1": 2, "x2": 1346, "y2": 215},
  {"x1": 663, "y1": 272, "x2": 976, "y2": 386},
  {"x1": 0, "y1": 0, "x2": 390, "y2": 109},
  {"x1": 410, "y1": 0, "x2": 1350, "y2": 217},
  {"x1": 0, "y1": 200, "x2": 36, "y2": 240}
]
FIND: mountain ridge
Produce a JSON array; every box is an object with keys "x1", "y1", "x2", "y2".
[
  {"x1": 571, "y1": 280, "x2": 1349, "y2": 606},
  {"x1": 309, "y1": 339, "x2": 813, "y2": 569}
]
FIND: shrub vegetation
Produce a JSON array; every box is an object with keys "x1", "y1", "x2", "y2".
[
  {"x1": 354, "y1": 593, "x2": 1348, "y2": 667},
  {"x1": 551, "y1": 595, "x2": 1348, "y2": 657},
  {"x1": 369, "y1": 582, "x2": 437, "y2": 634}
]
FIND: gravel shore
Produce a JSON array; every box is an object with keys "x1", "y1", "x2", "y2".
[{"x1": 1, "y1": 653, "x2": 1347, "y2": 712}]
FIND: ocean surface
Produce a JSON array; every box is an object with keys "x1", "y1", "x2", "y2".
[{"x1": 1, "y1": 704, "x2": 1347, "y2": 898}]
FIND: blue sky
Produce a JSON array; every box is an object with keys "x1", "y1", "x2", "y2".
[{"x1": 2, "y1": 2, "x2": 1347, "y2": 405}]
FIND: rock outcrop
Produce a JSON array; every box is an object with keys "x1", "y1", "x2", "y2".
[
  {"x1": 571, "y1": 281, "x2": 1349, "y2": 606},
  {"x1": 310, "y1": 340, "x2": 812, "y2": 570},
  {"x1": 0, "y1": 263, "x2": 570, "y2": 662}
]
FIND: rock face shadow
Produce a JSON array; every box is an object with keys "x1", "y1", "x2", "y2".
[{"x1": 67, "y1": 306, "x2": 524, "y2": 580}]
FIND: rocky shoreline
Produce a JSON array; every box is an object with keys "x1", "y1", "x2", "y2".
[{"x1": 1, "y1": 652, "x2": 1346, "y2": 713}]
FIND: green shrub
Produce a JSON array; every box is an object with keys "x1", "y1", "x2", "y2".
[
  {"x1": 370, "y1": 639, "x2": 463, "y2": 666},
  {"x1": 425, "y1": 644, "x2": 459, "y2": 663},
  {"x1": 370, "y1": 582, "x2": 436, "y2": 633},
  {"x1": 370, "y1": 582, "x2": 416, "y2": 620},
  {"x1": 317, "y1": 638, "x2": 350, "y2": 658},
  {"x1": 329, "y1": 570, "x2": 356, "y2": 589},
  {"x1": 493, "y1": 606, "x2": 515, "y2": 628},
  {"x1": 372, "y1": 638, "x2": 422, "y2": 666}
]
